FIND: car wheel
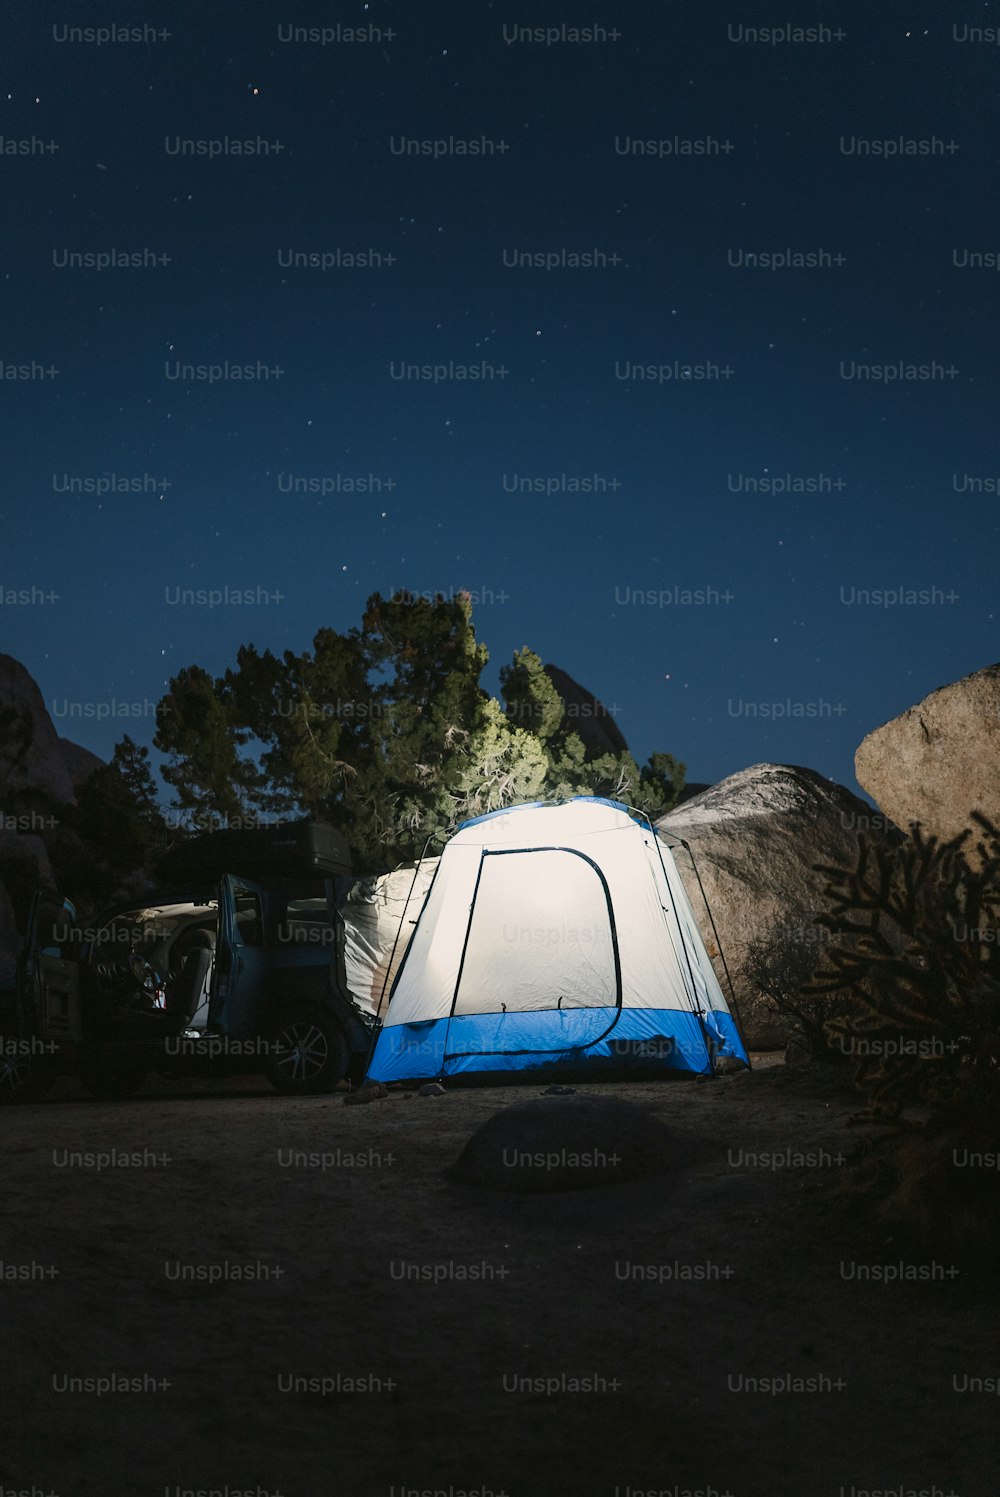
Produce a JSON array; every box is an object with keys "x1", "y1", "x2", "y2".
[
  {"x1": 263, "y1": 1007, "x2": 349, "y2": 1095},
  {"x1": 0, "y1": 1045, "x2": 55, "y2": 1103}
]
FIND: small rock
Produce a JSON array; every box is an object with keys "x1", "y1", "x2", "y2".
[
  {"x1": 417, "y1": 1081, "x2": 446, "y2": 1097},
  {"x1": 541, "y1": 1084, "x2": 576, "y2": 1095},
  {"x1": 343, "y1": 1082, "x2": 389, "y2": 1106}
]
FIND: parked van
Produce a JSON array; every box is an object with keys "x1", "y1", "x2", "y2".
[{"x1": 0, "y1": 820, "x2": 377, "y2": 1101}]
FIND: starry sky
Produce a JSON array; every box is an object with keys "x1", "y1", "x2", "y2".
[{"x1": 3, "y1": 1, "x2": 998, "y2": 801}]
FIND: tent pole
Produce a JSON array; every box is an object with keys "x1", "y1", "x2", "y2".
[
  {"x1": 360, "y1": 831, "x2": 445, "y2": 1085},
  {"x1": 621, "y1": 799, "x2": 751, "y2": 1072},
  {"x1": 637, "y1": 812, "x2": 719, "y2": 1076},
  {"x1": 664, "y1": 832, "x2": 752, "y2": 1070},
  {"x1": 374, "y1": 830, "x2": 442, "y2": 1021}
]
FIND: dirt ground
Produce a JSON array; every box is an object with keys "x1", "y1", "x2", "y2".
[{"x1": 3, "y1": 1057, "x2": 997, "y2": 1497}]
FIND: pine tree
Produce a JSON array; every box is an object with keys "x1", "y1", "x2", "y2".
[
  {"x1": 109, "y1": 735, "x2": 162, "y2": 823},
  {"x1": 499, "y1": 647, "x2": 565, "y2": 739},
  {"x1": 151, "y1": 591, "x2": 689, "y2": 865},
  {"x1": 154, "y1": 664, "x2": 263, "y2": 822}
]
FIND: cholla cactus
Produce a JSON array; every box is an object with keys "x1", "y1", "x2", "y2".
[
  {"x1": 742, "y1": 919, "x2": 853, "y2": 1062},
  {"x1": 804, "y1": 813, "x2": 1000, "y2": 1124}
]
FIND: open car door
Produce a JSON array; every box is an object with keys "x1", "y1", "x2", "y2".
[
  {"x1": 1, "y1": 887, "x2": 81, "y2": 1101},
  {"x1": 17, "y1": 887, "x2": 82, "y2": 1045},
  {"x1": 211, "y1": 874, "x2": 270, "y2": 1038}
]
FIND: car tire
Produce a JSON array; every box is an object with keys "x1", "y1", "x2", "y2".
[
  {"x1": 262, "y1": 1006, "x2": 349, "y2": 1095},
  {"x1": 0, "y1": 1044, "x2": 56, "y2": 1104}
]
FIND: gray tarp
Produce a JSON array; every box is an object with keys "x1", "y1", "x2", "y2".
[{"x1": 340, "y1": 859, "x2": 439, "y2": 1018}]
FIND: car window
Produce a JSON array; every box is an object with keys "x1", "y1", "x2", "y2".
[{"x1": 234, "y1": 892, "x2": 264, "y2": 946}]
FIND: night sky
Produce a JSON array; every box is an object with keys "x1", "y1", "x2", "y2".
[{"x1": 4, "y1": 1, "x2": 998, "y2": 799}]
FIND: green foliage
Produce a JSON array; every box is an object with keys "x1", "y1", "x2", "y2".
[
  {"x1": 805, "y1": 815, "x2": 1000, "y2": 1122},
  {"x1": 499, "y1": 647, "x2": 565, "y2": 740},
  {"x1": 636, "y1": 752, "x2": 687, "y2": 819},
  {"x1": 499, "y1": 649, "x2": 686, "y2": 820},
  {"x1": 804, "y1": 814, "x2": 1000, "y2": 1261},
  {"x1": 743, "y1": 919, "x2": 854, "y2": 1063},
  {"x1": 60, "y1": 736, "x2": 167, "y2": 911},
  {"x1": 109, "y1": 734, "x2": 162, "y2": 823},
  {"x1": 152, "y1": 590, "x2": 688, "y2": 867},
  {"x1": 449, "y1": 697, "x2": 550, "y2": 818},
  {"x1": 154, "y1": 665, "x2": 263, "y2": 820}
]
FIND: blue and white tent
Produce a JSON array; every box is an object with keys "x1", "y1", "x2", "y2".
[{"x1": 365, "y1": 797, "x2": 748, "y2": 1083}]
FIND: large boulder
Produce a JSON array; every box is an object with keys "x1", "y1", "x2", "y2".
[
  {"x1": 0, "y1": 832, "x2": 55, "y2": 888},
  {"x1": 0, "y1": 654, "x2": 76, "y2": 808},
  {"x1": 855, "y1": 663, "x2": 1000, "y2": 853},
  {"x1": 544, "y1": 665, "x2": 629, "y2": 760},
  {"x1": 0, "y1": 658, "x2": 86, "y2": 985},
  {"x1": 675, "y1": 780, "x2": 711, "y2": 806},
  {"x1": 57, "y1": 737, "x2": 104, "y2": 791},
  {"x1": 658, "y1": 763, "x2": 893, "y2": 1048}
]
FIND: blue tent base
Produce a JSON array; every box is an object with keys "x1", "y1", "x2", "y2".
[{"x1": 366, "y1": 1005, "x2": 748, "y2": 1084}]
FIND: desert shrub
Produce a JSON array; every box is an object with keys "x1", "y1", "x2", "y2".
[
  {"x1": 805, "y1": 814, "x2": 1000, "y2": 1120},
  {"x1": 804, "y1": 814, "x2": 1000, "y2": 1260},
  {"x1": 743, "y1": 919, "x2": 856, "y2": 1063}
]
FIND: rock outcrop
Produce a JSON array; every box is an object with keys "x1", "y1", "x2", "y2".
[
  {"x1": 544, "y1": 665, "x2": 629, "y2": 759},
  {"x1": 0, "y1": 831, "x2": 55, "y2": 888},
  {"x1": 855, "y1": 662, "x2": 1000, "y2": 853},
  {"x1": 0, "y1": 654, "x2": 76, "y2": 808},
  {"x1": 0, "y1": 657, "x2": 105, "y2": 990},
  {"x1": 674, "y1": 781, "x2": 711, "y2": 806},
  {"x1": 57, "y1": 737, "x2": 104, "y2": 791},
  {"x1": 658, "y1": 763, "x2": 894, "y2": 1048}
]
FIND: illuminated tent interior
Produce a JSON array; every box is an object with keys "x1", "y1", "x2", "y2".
[{"x1": 366, "y1": 796, "x2": 749, "y2": 1083}]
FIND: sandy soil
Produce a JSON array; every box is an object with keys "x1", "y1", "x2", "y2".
[{"x1": 2, "y1": 1058, "x2": 996, "y2": 1497}]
